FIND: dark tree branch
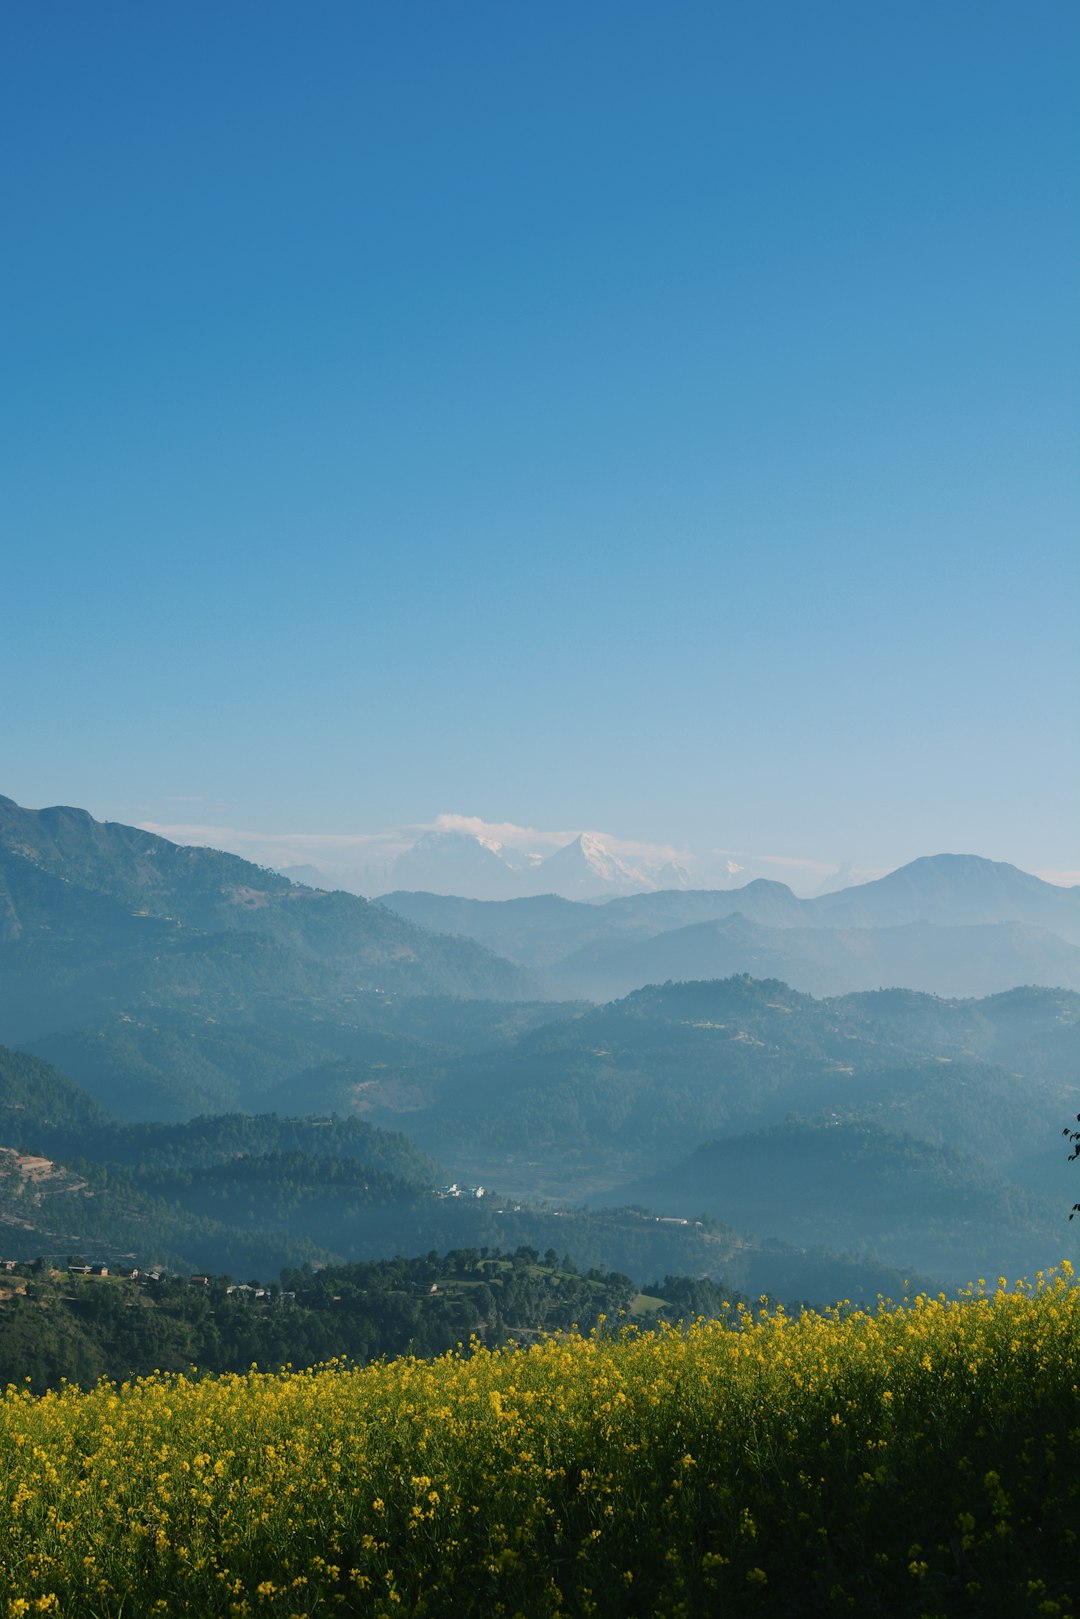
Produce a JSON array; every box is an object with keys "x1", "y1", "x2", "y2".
[{"x1": 1067, "y1": 1114, "x2": 1080, "y2": 1218}]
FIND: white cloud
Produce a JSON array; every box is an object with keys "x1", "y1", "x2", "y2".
[
  {"x1": 126, "y1": 820, "x2": 1080, "y2": 895},
  {"x1": 430, "y1": 813, "x2": 688, "y2": 866},
  {"x1": 592, "y1": 832, "x2": 689, "y2": 864},
  {"x1": 139, "y1": 813, "x2": 693, "y2": 876},
  {"x1": 431, "y1": 813, "x2": 572, "y2": 849}
]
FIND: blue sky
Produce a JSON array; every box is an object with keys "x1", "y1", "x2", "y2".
[{"x1": 3, "y1": 1, "x2": 1077, "y2": 880}]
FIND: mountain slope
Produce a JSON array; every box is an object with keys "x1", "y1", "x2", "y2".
[
  {"x1": 807, "y1": 853, "x2": 1080, "y2": 940},
  {"x1": 556, "y1": 914, "x2": 1080, "y2": 1001},
  {"x1": 391, "y1": 978, "x2": 1080, "y2": 1195},
  {"x1": 0, "y1": 796, "x2": 535, "y2": 1004},
  {"x1": 601, "y1": 1121, "x2": 1075, "y2": 1281},
  {"x1": 0, "y1": 797, "x2": 544, "y2": 1113},
  {"x1": 379, "y1": 882, "x2": 805, "y2": 970},
  {"x1": 0, "y1": 1046, "x2": 113, "y2": 1145},
  {"x1": 381, "y1": 855, "x2": 1080, "y2": 999}
]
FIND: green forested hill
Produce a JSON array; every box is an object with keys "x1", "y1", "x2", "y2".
[
  {"x1": 0, "y1": 1144, "x2": 332, "y2": 1276},
  {"x1": 603, "y1": 1120, "x2": 1077, "y2": 1281},
  {"x1": 0, "y1": 1043, "x2": 936, "y2": 1307},
  {"x1": 403, "y1": 977, "x2": 1080, "y2": 1193},
  {"x1": 0, "y1": 797, "x2": 538, "y2": 1057},
  {"x1": 0, "y1": 1046, "x2": 112, "y2": 1143},
  {"x1": 0, "y1": 1049, "x2": 444, "y2": 1272},
  {"x1": 86, "y1": 1111, "x2": 442, "y2": 1183},
  {"x1": 0, "y1": 1249, "x2": 727, "y2": 1393}
]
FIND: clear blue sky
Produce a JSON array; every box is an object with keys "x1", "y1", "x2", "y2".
[{"x1": 3, "y1": 1, "x2": 1077, "y2": 876}]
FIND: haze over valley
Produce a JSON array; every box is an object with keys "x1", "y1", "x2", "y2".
[{"x1": 2, "y1": 792, "x2": 1078, "y2": 1311}]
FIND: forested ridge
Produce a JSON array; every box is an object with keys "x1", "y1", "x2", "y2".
[{"x1": 0, "y1": 1248, "x2": 746, "y2": 1393}]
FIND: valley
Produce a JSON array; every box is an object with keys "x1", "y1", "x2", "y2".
[{"x1": 1, "y1": 794, "x2": 1077, "y2": 1325}]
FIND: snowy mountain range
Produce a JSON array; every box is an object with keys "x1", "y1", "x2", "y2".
[{"x1": 281, "y1": 828, "x2": 694, "y2": 902}]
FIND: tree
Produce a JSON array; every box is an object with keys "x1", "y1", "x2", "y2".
[{"x1": 1065, "y1": 1115, "x2": 1080, "y2": 1218}]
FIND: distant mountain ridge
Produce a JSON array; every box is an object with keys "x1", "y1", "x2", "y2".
[
  {"x1": 410, "y1": 974, "x2": 1080, "y2": 1161},
  {"x1": 809, "y1": 853, "x2": 1080, "y2": 937},
  {"x1": 0, "y1": 1042, "x2": 925, "y2": 1306},
  {"x1": 0, "y1": 794, "x2": 533, "y2": 1002},
  {"x1": 382, "y1": 853, "x2": 1080, "y2": 999},
  {"x1": 601, "y1": 1119, "x2": 1069, "y2": 1281},
  {"x1": 0, "y1": 795, "x2": 548, "y2": 1114},
  {"x1": 552, "y1": 915, "x2": 1080, "y2": 1001}
]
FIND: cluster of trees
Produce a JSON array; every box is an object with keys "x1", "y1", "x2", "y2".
[{"x1": 0, "y1": 1247, "x2": 752, "y2": 1393}]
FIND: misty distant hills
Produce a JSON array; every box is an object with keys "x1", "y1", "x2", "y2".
[
  {"x1": 552, "y1": 915, "x2": 1080, "y2": 1001},
  {"x1": 382, "y1": 854, "x2": 1080, "y2": 1000},
  {"x1": 379, "y1": 881, "x2": 804, "y2": 969},
  {"x1": 396, "y1": 976, "x2": 1080, "y2": 1184},
  {"x1": 8, "y1": 967, "x2": 1077, "y2": 1288},
  {"x1": 0, "y1": 795, "x2": 564, "y2": 1117},
  {"x1": 3, "y1": 795, "x2": 1079, "y2": 1292},
  {"x1": 809, "y1": 854, "x2": 1080, "y2": 939},
  {"x1": 0, "y1": 1043, "x2": 925, "y2": 1304},
  {"x1": 602, "y1": 1120, "x2": 1069, "y2": 1280},
  {"x1": 0, "y1": 795, "x2": 535, "y2": 1026},
  {"x1": 366, "y1": 972, "x2": 1080, "y2": 1282}
]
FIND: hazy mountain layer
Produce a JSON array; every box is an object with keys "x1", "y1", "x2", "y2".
[
  {"x1": 382, "y1": 854, "x2": 1080, "y2": 999},
  {"x1": 810, "y1": 854, "x2": 1080, "y2": 939},
  {"x1": 0, "y1": 797, "x2": 537, "y2": 1033},
  {"x1": 0, "y1": 1044, "x2": 926, "y2": 1305},
  {"x1": 23, "y1": 993, "x2": 577, "y2": 1123},
  {"x1": 379, "y1": 882, "x2": 806, "y2": 969},
  {"x1": 602, "y1": 1120, "x2": 1074, "y2": 1282},
  {"x1": 383, "y1": 978, "x2": 1080, "y2": 1197},
  {"x1": 554, "y1": 915, "x2": 1080, "y2": 1001},
  {"x1": 0, "y1": 796, "x2": 562, "y2": 1114},
  {"x1": 3, "y1": 792, "x2": 1078, "y2": 1296}
]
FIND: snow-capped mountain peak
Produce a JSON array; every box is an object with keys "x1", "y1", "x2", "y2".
[
  {"x1": 382, "y1": 822, "x2": 694, "y2": 901},
  {"x1": 532, "y1": 834, "x2": 654, "y2": 898}
]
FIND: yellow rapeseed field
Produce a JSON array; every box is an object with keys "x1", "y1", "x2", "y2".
[{"x1": 1, "y1": 1268, "x2": 1077, "y2": 1618}]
